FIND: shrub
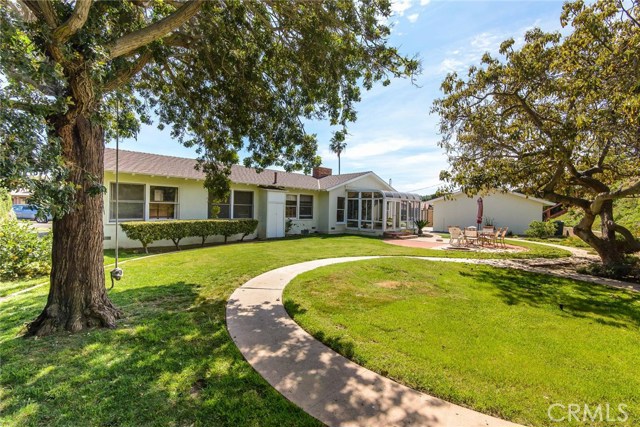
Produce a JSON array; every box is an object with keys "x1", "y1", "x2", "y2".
[
  {"x1": 119, "y1": 222, "x2": 160, "y2": 253},
  {"x1": 525, "y1": 220, "x2": 558, "y2": 238},
  {"x1": 577, "y1": 256, "x2": 639, "y2": 281},
  {"x1": 0, "y1": 188, "x2": 15, "y2": 223},
  {"x1": 120, "y1": 219, "x2": 259, "y2": 251},
  {"x1": 415, "y1": 219, "x2": 428, "y2": 236},
  {"x1": 157, "y1": 221, "x2": 192, "y2": 250},
  {"x1": 0, "y1": 219, "x2": 52, "y2": 279}
]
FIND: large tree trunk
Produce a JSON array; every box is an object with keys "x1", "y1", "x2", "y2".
[
  {"x1": 26, "y1": 114, "x2": 121, "y2": 336},
  {"x1": 573, "y1": 202, "x2": 627, "y2": 268}
]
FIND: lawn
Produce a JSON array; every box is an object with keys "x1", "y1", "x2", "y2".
[
  {"x1": 284, "y1": 257, "x2": 640, "y2": 427},
  {"x1": 0, "y1": 250, "x2": 150, "y2": 298},
  {"x1": 0, "y1": 236, "x2": 570, "y2": 426}
]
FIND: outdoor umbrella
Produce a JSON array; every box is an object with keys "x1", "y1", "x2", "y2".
[{"x1": 476, "y1": 197, "x2": 483, "y2": 228}]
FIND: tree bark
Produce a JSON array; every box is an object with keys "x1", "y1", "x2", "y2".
[
  {"x1": 26, "y1": 114, "x2": 121, "y2": 336},
  {"x1": 573, "y1": 202, "x2": 627, "y2": 268}
]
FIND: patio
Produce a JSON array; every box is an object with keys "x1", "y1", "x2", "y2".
[{"x1": 384, "y1": 231, "x2": 526, "y2": 253}]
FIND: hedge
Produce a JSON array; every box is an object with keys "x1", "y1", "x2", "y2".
[{"x1": 120, "y1": 219, "x2": 259, "y2": 252}]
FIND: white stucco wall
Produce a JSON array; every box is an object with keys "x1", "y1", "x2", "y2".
[
  {"x1": 431, "y1": 192, "x2": 550, "y2": 235},
  {"x1": 103, "y1": 173, "x2": 259, "y2": 249},
  {"x1": 284, "y1": 189, "x2": 323, "y2": 235}
]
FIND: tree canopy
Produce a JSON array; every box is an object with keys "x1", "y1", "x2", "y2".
[
  {"x1": 432, "y1": 0, "x2": 640, "y2": 266},
  {"x1": 0, "y1": 0, "x2": 418, "y2": 336},
  {"x1": 1, "y1": 0, "x2": 418, "y2": 203}
]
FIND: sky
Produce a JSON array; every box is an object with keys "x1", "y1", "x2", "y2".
[{"x1": 118, "y1": 0, "x2": 568, "y2": 194}]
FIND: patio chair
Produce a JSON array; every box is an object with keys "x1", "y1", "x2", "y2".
[
  {"x1": 488, "y1": 227, "x2": 502, "y2": 246},
  {"x1": 498, "y1": 227, "x2": 508, "y2": 247},
  {"x1": 448, "y1": 227, "x2": 464, "y2": 246},
  {"x1": 465, "y1": 227, "x2": 479, "y2": 245},
  {"x1": 481, "y1": 225, "x2": 494, "y2": 233}
]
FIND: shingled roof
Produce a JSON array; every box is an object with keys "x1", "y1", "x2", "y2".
[{"x1": 104, "y1": 148, "x2": 372, "y2": 191}]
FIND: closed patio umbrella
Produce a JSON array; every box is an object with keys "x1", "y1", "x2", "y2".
[{"x1": 476, "y1": 197, "x2": 483, "y2": 228}]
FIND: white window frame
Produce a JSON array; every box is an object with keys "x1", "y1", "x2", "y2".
[
  {"x1": 232, "y1": 190, "x2": 255, "y2": 219},
  {"x1": 298, "y1": 194, "x2": 313, "y2": 219},
  {"x1": 336, "y1": 196, "x2": 346, "y2": 224},
  {"x1": 286, "y1": 193, "x2": 314, "y2": 220},
  {"x1": 109, "y1": 182, "x2": 146, "y2": 222},
  {"x1": 148, "y1": 185, "x2": 179, "y2": 220},
  {"x1": 286, "y1": 194, "x2": 298, "y2": 219}
]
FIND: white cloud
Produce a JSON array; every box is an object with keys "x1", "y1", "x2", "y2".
[
  {"x1": 391, "y1": 0, "x2": 413, "y2": 16},
  {"x1": 420, "y1": 0, "x2": 431, "y2": 5},
  {"x1": 407, "y1": 13, "x2": 419, "y2": 23},
  {"x1": 438, "y1": 57, "x2": 466, "y2": 73}
]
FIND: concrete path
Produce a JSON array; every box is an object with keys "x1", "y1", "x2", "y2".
[{"x1": 226, "y1": 256, "x2": 523, "y2": 427}]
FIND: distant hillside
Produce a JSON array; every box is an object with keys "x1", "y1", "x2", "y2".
[{"x1": 557, "y1": 197, "x2": 640, "y2": 237}]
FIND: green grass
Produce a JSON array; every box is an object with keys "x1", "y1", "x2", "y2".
[
  {"x1": 0, "y1": 277, "x2": 47, "y2": 298},
  {"x1": 284, "y1": 257, "x2": 640, "y2": 427},
  {"x1": 519, "y1": 236, "x2": 596, "y2": 253},
  {"x1": 556, "y1": 198, "x2": 640, "y2": 237},
  {"x1": 0, "y1": 237, "x2": 569, "y2": 300},
  {"x1": 1, "y1": 250, "x2": 150, "y2": 298},
  {"x1": 0, "y1": 236, "x2": 570, "y2": 426}
]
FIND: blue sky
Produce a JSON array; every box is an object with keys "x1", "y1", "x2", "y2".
[{"x1": 119, "y1": 0, "x2": 567, "y2": 194}]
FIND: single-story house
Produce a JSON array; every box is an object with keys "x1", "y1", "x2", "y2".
[
  {"x1": 9, "y1": 189, "x2": 30, "y2": 205},
  {"x1": 430, "y1": 191, "x2": 555, "y2": 235},
  {"x1": 103, "y1": 149, "x2": 422, "y2": 249}
]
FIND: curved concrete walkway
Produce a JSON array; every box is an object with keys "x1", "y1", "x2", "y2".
[{"x1": 226, "y1": 256, "x2": 523, "y2": 427}]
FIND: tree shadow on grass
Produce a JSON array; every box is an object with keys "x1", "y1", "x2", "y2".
[
  {"x1": 0, "y1": 282, "x2": 319, "y2": 427},
  {"x1": 462, "y1": 267, "x2": 640, "y2": 329},
  {"x1": 284, "y1": 298, "x2": 357, "y2": 360}
]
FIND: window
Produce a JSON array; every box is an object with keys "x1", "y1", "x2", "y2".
[
  {"x1": 233, "y1": 191, "x2": 253, "y2": 218},
  {"x1": 299, "y1": 195, "x2": 313, "y2": 219},
  {"x1": 110, "y1": 183, "x2": 144, "y2": 221},
  {"x1": 285, "y1": 194, "x2": 313, "y2": 219},
  {"x1": 149, "y1": 186, "x2": 178, "y2": 219},
  {"x1": 209, "y1": 194, "x2": 230, "y2": 219},
  {"x1": 286, "y1": 194, "x2": 297, "y2": 218},
  {"x1": 336, "y1": 197, "x2": 345, "y2": 223},
  {"x1": 347, "y1": 197, "x2": 359, "y2": 228}
]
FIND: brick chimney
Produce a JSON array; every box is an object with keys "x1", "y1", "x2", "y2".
[{"x1": 312, "y1": 166, "x2": 332, "y2": 179}]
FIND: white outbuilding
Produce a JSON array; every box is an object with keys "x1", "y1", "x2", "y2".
[{"x1": 430, "y1": 191, "x2": 555, "y2": 235}]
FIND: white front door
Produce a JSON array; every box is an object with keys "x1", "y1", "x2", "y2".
[{"x1": 267, "y1": 202, "x2": 285, "y2": 238}]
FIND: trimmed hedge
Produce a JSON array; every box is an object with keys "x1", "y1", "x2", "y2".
[{"x1": 120, "y1": 219, "x2": 259, "y2": 252}]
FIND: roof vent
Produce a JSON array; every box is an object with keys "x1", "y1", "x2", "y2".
[
  {"x1": 273, "y1": 171, "x2": 278, "y2": 184},
  {"x1": 312, "y1": 166, "x2": 332, "y2": 179}
]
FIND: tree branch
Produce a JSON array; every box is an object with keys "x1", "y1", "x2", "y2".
[
  {"x1": 53, "y1": 0, "x2": 92, "y2": 42},
  {"x1": 6, "y1": 99, "x2": 58, "y2": 114},
  {"x1": 591, "y1": 179, "x2": 640, "y2": 212},
  {"x1": 103, "y1": 51, "x2": 154, "y2": 92},
  {"x1": 542, "y1": 190, "x2": 591, "y2": 211},
  {"x1": 613, "y1": 223, "x2": 640, "y2": 251},
  {"x1": 107, "y1": 0, "x2": 204, "y2": 59},
  {"x1": 22, "y1": 0, "x2": 59, "y2": 28},
  {"x1": 4, "y1": 70, "x2": 58, "y2": 96}
]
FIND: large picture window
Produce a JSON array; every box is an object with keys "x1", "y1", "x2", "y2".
[
  {"x1": 336, "y1": 197, "x2": 345, "y2": 223},
  {"x1": 149, "y1": 186, "x2": 178, "y2": 219},
  {"x1": 233, "y1": 191, "x2": 253, "y2": 218},
  {"x1": 110, "y1": 183, "x2": 145, "y2": 221}
]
